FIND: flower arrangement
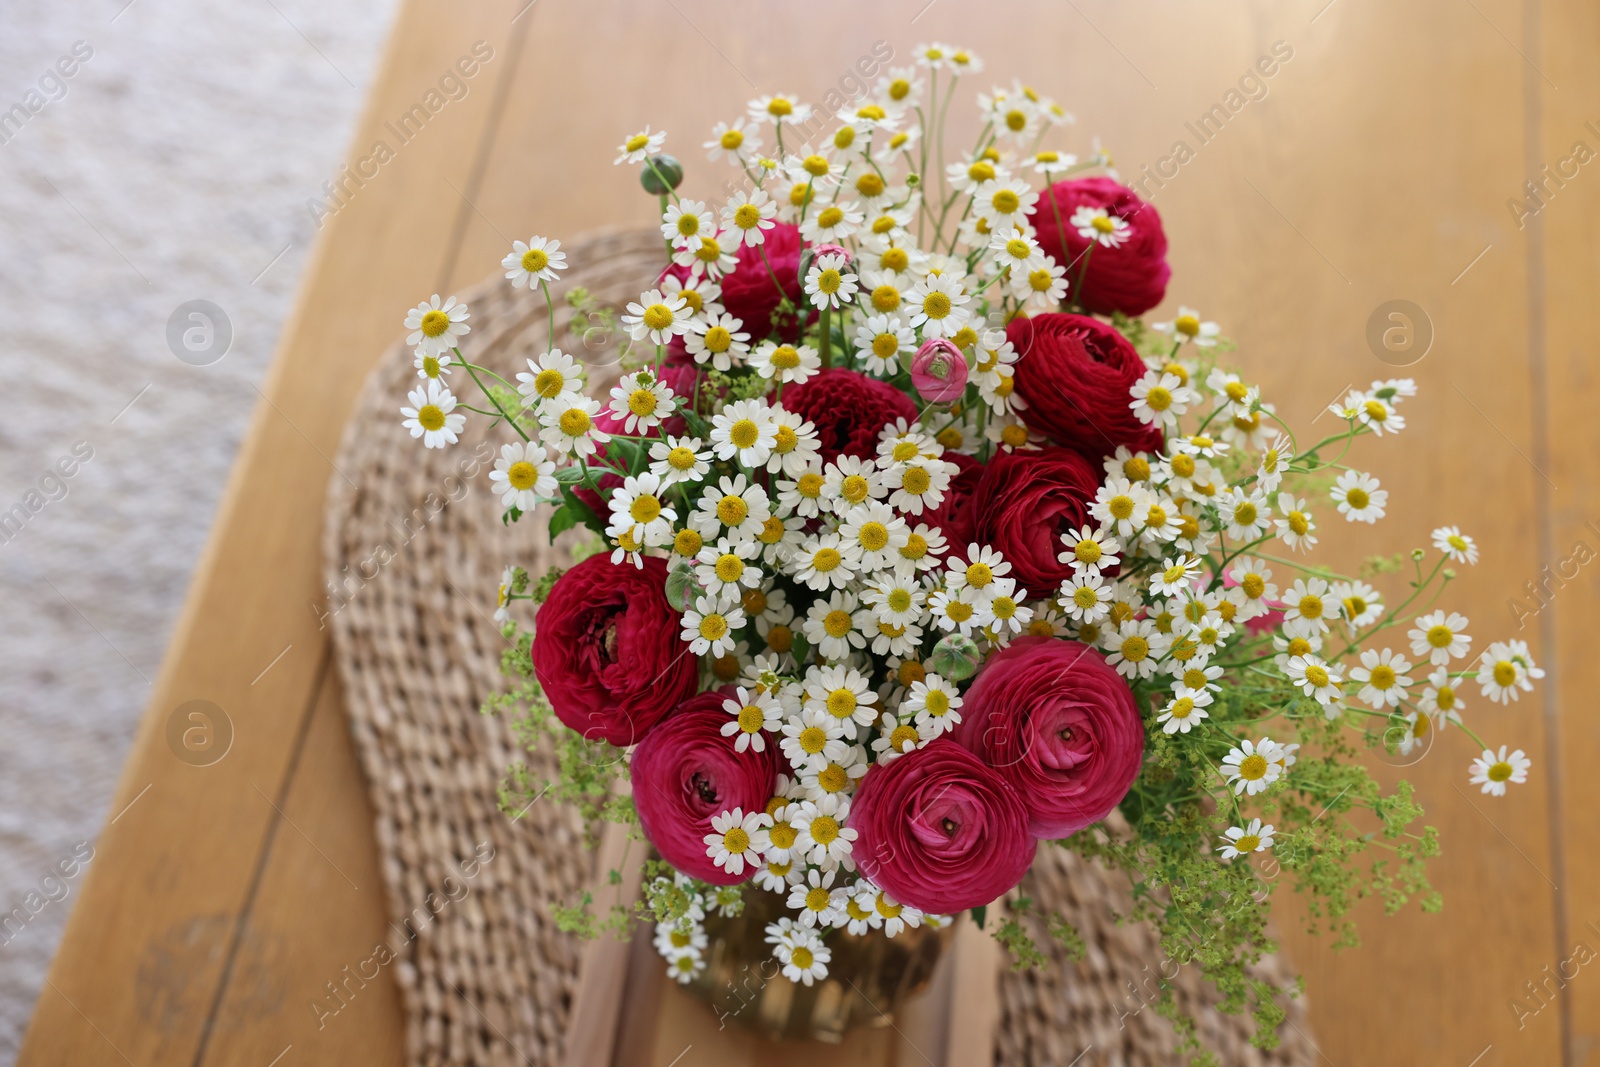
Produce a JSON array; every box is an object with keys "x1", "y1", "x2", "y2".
[{"x1": 397, "y1": 43, "x2": 1542, "y2": 1054}]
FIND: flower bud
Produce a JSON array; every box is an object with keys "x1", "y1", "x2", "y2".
[
  {"x1": 664, "y1": 559, "x2": 697, "y2": 612},
  {"x1": 640, "y1": 153, "x2": 683, "y2": 194},
  {"x1": 910, "y1": 337, "x2": 971, "y2": 403},
  {"x1": 929, "y1": 632, "x2": 981, "y2": 681}
]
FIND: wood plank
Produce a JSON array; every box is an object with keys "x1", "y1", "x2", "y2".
[{"x1": 17, "y1": 1, "x2": 535, "y2": 1063}]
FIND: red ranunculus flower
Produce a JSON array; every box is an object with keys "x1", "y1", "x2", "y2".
[
  {"x1": 851, "y1": 739, "x2": 1036, "y2": 914},
  {"x1": 632, "y1": 690, "x2": 779, "y2": 885},
  {"x1": 781, "y1": 368, "x2": 918, "y2": 463},
  {"x1": 954, "y1": 637, "x2": 1144, "y2": 839},
  {"x1": 923, "y1": 450, "x2": 982, "y2": 548},
  {"x1": 667, "y1": 221, "x2": 806, "y2": 341},
  {"x1": 1029, "y1": 176, "x2": 1170, "y2": 317},
  {"x1": 531, "y1": 554, "x2": 698, "y2": 747},
  {"x1": 961, "y1": 445, "x2": 1100, "y2": 593},
  {"x1": 1007, "y1": 312, "x2": 1165, "y2": 456}
]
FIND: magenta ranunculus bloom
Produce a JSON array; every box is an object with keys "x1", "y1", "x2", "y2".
[
  {"x1": 531, "y1": 554, "x2": 699, "y2": 747},
  {"x1": 632, "y1": 690, "x2": 779, "y2": 885},
  {"x1": 1029, "y1": 176, "x2": 1170, "y2": 317},
  {"x1": 954, "y1": 636, "x2": 1144, "y2": 839},
  {"x1": 851, "y1": 739, "x2": 1035, "y2": 913},
  {"x1": 782, "y1": 367, "x2": 918, "y2": 463},
  {"x1": 1007, "y1": 311, "x2": 1165, "y2": 457},
  {"x1": 961, "y1": 445, "x2": 1101, "y2": 593}
]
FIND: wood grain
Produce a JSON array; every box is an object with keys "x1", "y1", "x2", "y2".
[{"x1": 22, "y1": 1, "x2": 1598, "y2": 1065}]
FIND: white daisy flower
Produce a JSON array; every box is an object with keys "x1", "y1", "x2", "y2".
[
  {"x1": 659, "y1": 272, "x2": 722, "y2": 318},
  {"x1": 1256, "y1": 434, "x2": 1294, "y2": 493},
  {"x1": 709, "y1": 398, "x2": 778, "y2": 468},
  {"x1": 906, "y1": 272, "x2": 972, "y2": 339},
  {"x1": 1105, "y1": 618, "x2": 1164, "y2": 680},
  {"x1": 821, "y1": 455, "x2": 886, "y2": 511},
  {"x1": 722, "y1": 188, "x2": 777, "y2": 246},
  {"x1": 1275, "y1": 492, "x2": 1318, "y2": 552},
  {"x1": 883, "y1": 457, "x2": 951, "y2": 516},
  {"x1": 1226, "y1": 557, "x2": 1277, "y2": 620},
  {"x1": 1432, "y1": 525, "x2": 1479, "y2": 565},
  {"x1": 790, "y1": 794, "x2": 857, "y2": 870},
  {"x1": 537, "y1": 394, "x2": 610, "y2": 458},
  {"x1": 719, "y1": 686, "x2": 783, "y2": 753},
  {"x1": 1155, "y1": 306, "x2": 1222, "y2": 347},
  {"x1": 870, "y1": 890, "x2": 924, "y2": 938},
  {"x1": 895, "y1": 524, "x2": 948, "y2": 576},
  {"x1": 839, "y1": 501, "x2": 911, "y2": 571},
  {"x1": 1349, "y1": 647, "x2": 1414, "y2": 709},
  {"x1": 976, "y1": 577, "x2": 1032, "y2": 636},
  {"x1": 412, "y1": 347, "x2": 453, "y2": 382},
  {"x1": 1419, "y1": 666, "x2": 1466, "y2": 725},
  {"x1": 681, "y1": 595, "x2": 746, "y2": 657},
  {"x1": 1331, "y1": 471, "x2": 1388, "y2": 523},
  {"x1": 607, "y1": 372, "x2": 675, "y2": 434},
  {"x1": 1216, "y1": 819, "x2": 1275, "y2": 860},
  {"x1": 661, "y1": 198, "x2": 715, "y2": 248},
  {"x1": 1149, "y1": 553, "x2": 1204, "y2": 598},
  {"x1": 1061, "y1": 570, "x2": 1113, "y2": 623},
  {"x1": 621, "y1": 288, "x2": 693, "y2": 345},
  {"x1": 404, "y1": 294, "x2": 470, "y2": 356},
  {"x1": 1282, "y1": 578, "x2": 1331, "y2": 638},
  {"x1": 648, "y1": 435, "x2": 711, "y2": 487},
  {"x1": 1331, "y1": 579, "x2": 1384, "y2": 632},
  {"x1": 1221, "y1": 738, "x2": 1284, "y2": 796},
  {"x1": 790, "y1": 532, "x2": 862, "y2": 592},
  {"x1": 803, "y1": 664, "x2": 879, "y2": 739},
  {"x1": 780, "y1": 707, "x2": 849, "y2": 770},
  {"x1": 1091, "y1": 479, "x2": 1152, "y2": 538},
  {"x1": 1058, "y1": 525, "x2": 1121, "y2": 574},
  {"x1": 615, "y1": 125, "x2": 666, "y2": 165},
  {"x1": 973, "y1": 177, "x2": 1038, "y2": 230},
  {"x1": 1476, "y1": 640, "x2": 1544, "y2": 704},
  {"x1": 488, "y1": 441, "x2": 556, "y2": 511},
  {"x1": 800, "y1": 199, "x2": 865, "y2": 244},
  {"x1": 1353, "y1": 392, "x2": 1406, "y2": 436},
  {"x1": 989, "y1": 226, "x2": 1045, "y2": 275},
  {"x1": 804, "y1": 252, "x2": 859, "y2": 310},
  {"x1": 676, "y1": 231, "x2": 739, "y2": 281},
  {"x1": 749, "y1": 340, "x2": 821, "y2": 385},
  {"x1": 870, "y1": 712, "x2": 923, "y2": 765},
  {"x1": 853, "y1": 313, "x2": 916, "y2": 375},
  {"x1": 1129, "y1": 371, "x2": 1196, "y2": 430},
  {"x1": 1070, "y1": 204, "x2": 1130, "y2": 247},
  {"x1": 399, "y1": 379, "x2": 466, "y2": 449},
  {"x1": 775, "y1": 925, "x2": 831, "y2": 985},
  {"x1": 1220, "y1": 487, "x2": 1271, "y2": 542},
  {"x1": 696, "y1": 537, "x2": 762, "y2": 602},
  {"x1": 690, "y1": 474, "x2": 771, "y2": 541},
  {"x1": 704, "y1": 807, "x2": 772, "y2": 877},
  {"x1": 904, "y1": 674, "x2": 963, "y2": 739},
  {"x1": 1409, "y1": 609, "x2": 1472, "y2": 667},
  {"x1": 666, "y1": 951, "x2": 706, "y2": 984},
  {"x1": 1285, "y1": 653, "x2": 1343, "y2": 708},
  {"x1": 927, "y1": 584, "x2": 983, "y2": 635},
  {"x1": 515, "y1": 349, "x2": 584, "y2": 407},
  {"x1": 683, "y1": 311, "x2": 751, "y2": 372},
  {"x1": 802, "y1": 591, "x2": 871, "y2": 662},
  {"x1": 861, "y1": 575, "x2": 926, "y2": 629},
  {"x1": 654, "y1": 921, "x2": 706, "y2": 960},
  {"x1": 1469, "y1": 745, "x2": 1531, "y2": 796},
  {"x1": 1158, "y1": 687, "x2": 1213, "y2": 734},
  {"x1": 776, "y1": 466, "x2": 828, "y2": 520},
  {"x1": 501, "y1": 235, "x2": 567, "y2": 288},
  {"x1": 797, "y1": 745, "x2": 869, "y2": 800},
  {"x1": 705, "y1": 119, "x2": 759, "y2": 161},
  {"x1": 753, "y1": 859, "x2": 800, "y2": 894}
]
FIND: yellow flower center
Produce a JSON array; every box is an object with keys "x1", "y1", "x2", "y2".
[
  {"x1": 796, "y1": 472, "x2": 824, "y2": 498},
  {"x1": 630, "y1": 494, "x2": 662, "y2": 524},
  {"x1": 416, "y1": 405, "x2": 445, "y2": 432},
  {"x1": 1345, "y1": 488, "x2": 1370, "y2": 509},
  {"x1": 991, "y1": 189, "x2": 1020, "y2": 214},
  {"x1": 1144, "y1": 386, "x2": 1172, "y2": 412},
  {"x1": 1488, "y1": 761, "x2": 1513, "y2": 782},
  {"x1": 1108, "y1": 495, "x2": 1134, "y2": 520},
  {"x1": 809, "y1": 815, "x2": 840, "y2": 844},
  {"x1": 715, "y1": 554, "x2": 744, "y2": 583},
  {"x1": 759, "y1": 516, "x2": 785, "y2": 544},
  {"x1": 823, "y1": 609, "x2": 853, "y2": 638},
  {"x1": 901, "y1": 534, "x2": 927, "y2": 560},
  {"x1": 945, "y1": 600, "x2": 974, "y2": 623},
  {"x1": 734, "y1": 203, "x2": 761, "y2": 228},
  {"x1": 1241, "y1": 574, "x2": 1265, "y2": 599},
  {"x1": 729, "y1": 419, "x2": 760, "y2": 450},
  {"x1": 825, "y1": 689, "x2": 856, "y2": 718},
  {"x1": 922, "y1": 291, "x2": 952, "y2": 319},
  {"x1": 1299, "y1": 595, "x2": 1323, "y2": 620},
  {"x1": 625, "y1": 133, "x2": 650, "y2": 151},
  {"x1": 1238, "y1": 754, "x2": 1269, "y2": 780},
  {"x1": 723, "y1": 827, "x2": 750, "y2": 853},
  {"x1": 720, "y1": 129, "x2": 744, "y2": 150},
  {"x1": 1091, "y1": 215, "x2": 1116, "y2": 234},
  {"x1": 521, "y1": 247, "x2": 549, "y2": 273},
  {"x1": 1170, "y1": 698, "x2": 1195, "y2": 719},
  {"x1": 880, "y1": 247, "x2": 909, "y2": 272},
  {"x1": 817, "y1": 206, "x2": 844, "y2": 228},
  {"x1": 799, "y1": 726, "x2": 826, "y2": 754},
  {"x1": 900, "y1": 466, "x2": 931, "y2": 495},
  {"x1": 841, "y1": 474, "x2": 870, "y2": 502},
  {"x1": 1305, "y1": 664, "x2": 1330, "y2": 687},
  {"x1": 737, "y1": 704, "x2": 765, "y2": 733},
  {"x1": 1494, "y1": 661, "x2": 1517, "y2": 686},
  {"x1": 767, "y1": 98, "x2": 793, "y2": 117},
  {"x1": 1288, "y1": 511, "x2": 1310, "y2": 535},
  {"x1": 924, "y1": 689, "x2": 950, "y2": 716},
  {"x1": 812, "y1": 547, "x2": 842, "y2": 572},
  {"x1": 818, "y1": 764, "x2": 849, "y2": 792},
  {"x1": 642, "y1": 303, "x2": 676, "y2": 331},
  {"x1": 558, "y1": 408, "x2": 590, "y2": 436},
  {"x1": 887, "y1": 589, "x2": 912, "y2": 613},
  {"x1": 718, "y1": 494, "x2": 749, "y2": 525},
  {"x1": 858, "y1": 522, "x2": 889, "y2": 551},
  {"x1": 698, "y1": 614, "x2": 728, "y2": 641},
  {"x1": 1120, "y1": 635, "x2": 1149, "y2": 661},
  {"x1": 628, "y1": 388, "x2": 658, "y2": 417},
  {"x1": 674, "y1": 528, "x2": 703, "y2": 556},
  {"x1": 419, "y1": 309, "x2": 451, "y2": 337},
  {"x1": 965, "y1": 562, "x2": 993, "y2": 587},
  {"x1": 1234, "y1": 834, "x2": 1261, "y2": 852},
  {"x1": 766, "y1": 624, "x2": 793, "y2": 653},
  {"x1": 791, "y1": 946, "x2": 815, "y2": 969}
]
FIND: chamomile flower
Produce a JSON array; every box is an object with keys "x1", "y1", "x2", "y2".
[
  {"x1": 538, "y1": 394, "x2": 610, "y2": 458},
  {"x1": 710, "y1": 398, "x2": 778, "y2": 467},
  {"x1": 749, "y1": 93, "x2": 814, "y2": 127},
  {"x1": 722, "y1": 188, "x2": 778, "y2": 246},
  {"x1": 927, "y1": 584, "x2": 983, "y2": 636},
  {"x1": 786, "y1": 868, "x2": 845, "y2": 927},
  {"x1": 607, "y1": 372, "x2": 674, "y2": 433},
  {"x1": 615, "y1": 126, "x2": 665, "y2": 165},
  {"x1": 803, "y1": 664, "x2": 879, "y2": 738},
  {"x1": 1226, "y1": 557, "x2": 1277, "y2": 620},
  {"x1": 516, "y1": 349, "x2": 583, "y2": 407},
  {"x1": 1409, "y1": 610, "x2": 1472, "y2": 666},
  {"x1": 1285, "y1": 653, "x2": 1343, "y2": 708},
  {"x1": 659, "y1": 272, "x2": 721, "y2": 318},
  {"x1": 691, "y1": 474, "x2": 771, "y2": 541},
  {"x1": 1154, "y1": 307, "x2": 1221, "y2": 347},
  {"x1": 667, "y1": 951, "x2": 706, "y2": 984},
  {"x1": 904, "y1": 674, "x2": 963, "y2": 738},
  {"x1": 502, "y1": 235, "x2": 566, "y2": 289},
  {"x1": 989, "y1": 226, "x2": 1045, "y2": 275},
  {"x1": 648, "y1": 435, "x2": 711, "y2": 487},
  {"x1": 1016, "y1": 256, "x2": 1070, "y2": 309},
  {"x1": 897, "y1": 524, "x2": 948, "y2": 575},
  {"x1": 681, "y1": 595, "x2": 746, "y2": 658},
  {"x1": 791, "y1": 794, "x2": 857, "y2": 870},
  {"x1": 1070, "y1": 204, "x2": 1130, "y2": 247},
  {"x1": 797, "y1": 745, "x2": 869, "y2": 800},
  {"x1": 780, "y1": 708, "x2": 849, "y2": 769},
  {"x1": 1256, "y1": 434, "x2": 1293, "y2": 493},
  {"x1": 720, "y1": 686, "x2": 783, "y2": 753},
  {"x1": 1221, "y1": 738, "x2": 1283, "y2": 796},
  {"x1": 1149, "y1": 553, "x2": 1204, "y2": 598},
  {"x1": 973, "y1": 178, "x2": 1038, "y2": 230},
  {"x1": 907, "y1": 272, "x2": 972, "y2": 339},
  {"x1": 1331, "y1": 471, "x2": 1388, "y2": 524},
  {"x1": 1275, "y1": 493, "x2": 1318, "y2": 552},
  {"x1": 621, "y1": 288, "x2": 693, "y2": 345},
  {"x1": 400, "y1": 380, "x2": 466, "y2": 449},
  {"x1": 1331, "y1": 579, "x2": 1384, "y2": 632},
  {"x1": 800, "y1": 199, "x2": 864, "y2": 243},
  {"x1": 661, "y1": 198, "x2": 715, "y2": 248},
  {"x1": 1130, "y1": 371, "x2": 1196, "y2": 429},
  {"x1": 1476, "y1": 640, "x2": 1544, "y2": 704},
  {"x1": 684, "y1": 311, "x2": 751, "y2": 371},
  {"x1": 977, "y1": 578, "x2": 1032, "y2": 636},
  {"x1": 488, "y1": 441, "x2": 556, "y2": 511},
  {"x1": 696, "y1": 537, "x2": 762, "y2": 602},
  {"x1": 654, "y1": 921, "x2": 707, "y2": 960},
  {"x1": 677, "y1": 231, "x2": 739, "y2": 281},
  {"x1": 1220, "y1": 487, "x2": 1272, "y2": 541},
  {"x1": 1349, "y1": 648, "x2": 1413, "y2": 709},
  {"x1": 802, "y1": 591, "x2": 872, "y2": 661},
  {"x1": 1158, "y1": 687, "x2": 1213, "y2": 734},
  {"x1": 1433, "y1": 525, "x2": 1479, "y2": 565},
  {"x1": 1059, "y1": 525, "x2": 1121, "y2": 574},
  {"x1": 411, "y1": 348, "x2": 452, "y2": 382},
  {"x1": 883, "y1": 457, "x2": 951, "y2": 516},
  {"x1": 1216, "y1": 819, "x2": 1275, "y2": 860},
  {"x1": 861, "y1": 575, "x2": 926, "y2": 629},
  {"x1": 1282, "y1": 578, "x2": 1331, "y2": 638},
  {"x1": 405, "y1": 294, "x2": 470, "y2": 356},
  {"x1": 854, "y1": 314, "x2": 916, "y2": 375},
  {"x1": 1106, "y1": 618, "x2": 1164, "y2": 680},
  {"x1": 1061, "y1": 570, "x2": 1113, "y2": 622},
  {"x1": 1091, "y1": 479, "x2": 1151, "y2": 539},
  {"x1": 1469, "y1": 746, "x2": 1531, "y2": 796},
  {"x1": 704, "y1": 118, "x2": 759, "y2": 161},
  {"x1": 804, "y1": 252, "x2": 859, "y2": 310},
  {"x1": 1420, "y1": 667, "x2": 1465, "y2": 724},
  {"x1": 870, "y1": 713, "x2": 923, "y2": 765},
  {"x1": 749, "y1": 340, "x2": 821, "y2": 385},
  {"x1": 791, "y1": 532, "x2": 863, "y2": 592},
  {"x1": 774, "y1": 926, "x2": 832, "y2": 986},
  {"x1": 704, "y1": 807, "x2": 772, "y2": 877}
]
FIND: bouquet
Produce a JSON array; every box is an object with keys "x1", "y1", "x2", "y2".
[{"x1": 395, "y1": 42, "x2": 1541, "y2": 1054}]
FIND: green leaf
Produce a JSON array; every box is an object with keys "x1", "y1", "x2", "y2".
[
  {"x1": 555, "y1": 466, "x2": 588, "y2": 485},
  {"x1": 547, "y1": 504, "x2": 578, "y2": 540},
  {"x1": 971, "y1": 904, "x2": 987, "y2": 929}
]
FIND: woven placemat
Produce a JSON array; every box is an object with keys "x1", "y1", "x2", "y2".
[{"x1": 323, "y1": 228, "x2": 1315, "y2": 1066}]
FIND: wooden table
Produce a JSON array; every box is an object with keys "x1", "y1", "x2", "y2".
[{"x1": 21, "y1": 1, "x2": 1600, "y2": 1064}]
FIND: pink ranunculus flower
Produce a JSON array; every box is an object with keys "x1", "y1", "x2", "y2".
[
  {"x1": 851, "y1": 738, "x2": 1035, "y2": 914},
  {"x1": 631, "y1": 690, "x2": 779, "y2": 885},
  {"x1": 954, "y1": 636, "x2": 1143, "y2": 839},
  {"x1": 909, "y1": 337, "x2": 970, "y2": 403}
]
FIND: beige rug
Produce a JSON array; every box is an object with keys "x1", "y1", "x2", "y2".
[{"x1": 322, "y1": 227, "x2": 1314, "y2": 1066}]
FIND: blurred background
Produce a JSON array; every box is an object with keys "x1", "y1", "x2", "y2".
[
  {"x1": 0, "y1": 1, "x2": 397, "y2": 1059},
  {"x1": 5, "y1": 1, "x2": 1600, "y2": 1065}
]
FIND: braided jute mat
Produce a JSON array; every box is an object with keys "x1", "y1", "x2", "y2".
[{"x1": 323, "y1": 228, "x2": 1315, "y2": 1066}]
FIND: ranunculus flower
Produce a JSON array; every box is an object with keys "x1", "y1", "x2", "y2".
[
  {"x1": 851, "y1": 739, "x2": 1035, "y2": 914},
  {"x1": 1007, "y1": 312, "x2": 1165, "y2": 456},
  {"x1": 923, "y1": 450, "x2": 982, "y2": 547},
  {"x1": 954, "y1": 637, "x2": 1144, "y2": 839},
  {"x1": 668, "y1": 221, "x2": 806, "y2": 341},
  {"x1": 531, "y1": 554, "x2": 698, "y2": 747},
  {"x1": 1028, "y1": 176, "x2": 1170, "y2": 316},
  {"x1": 632, "y1": 690, "x2": 779, "y2": 884},
  {"x1": 781, "y1": 367, "x2": 918, "y2": 463},
  {"x1": 909, "y1": 337, "x2": 970, "y2": 403},
  {"x1": 961, "y1": 445, "x2": 1100, "y2": 592}
]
